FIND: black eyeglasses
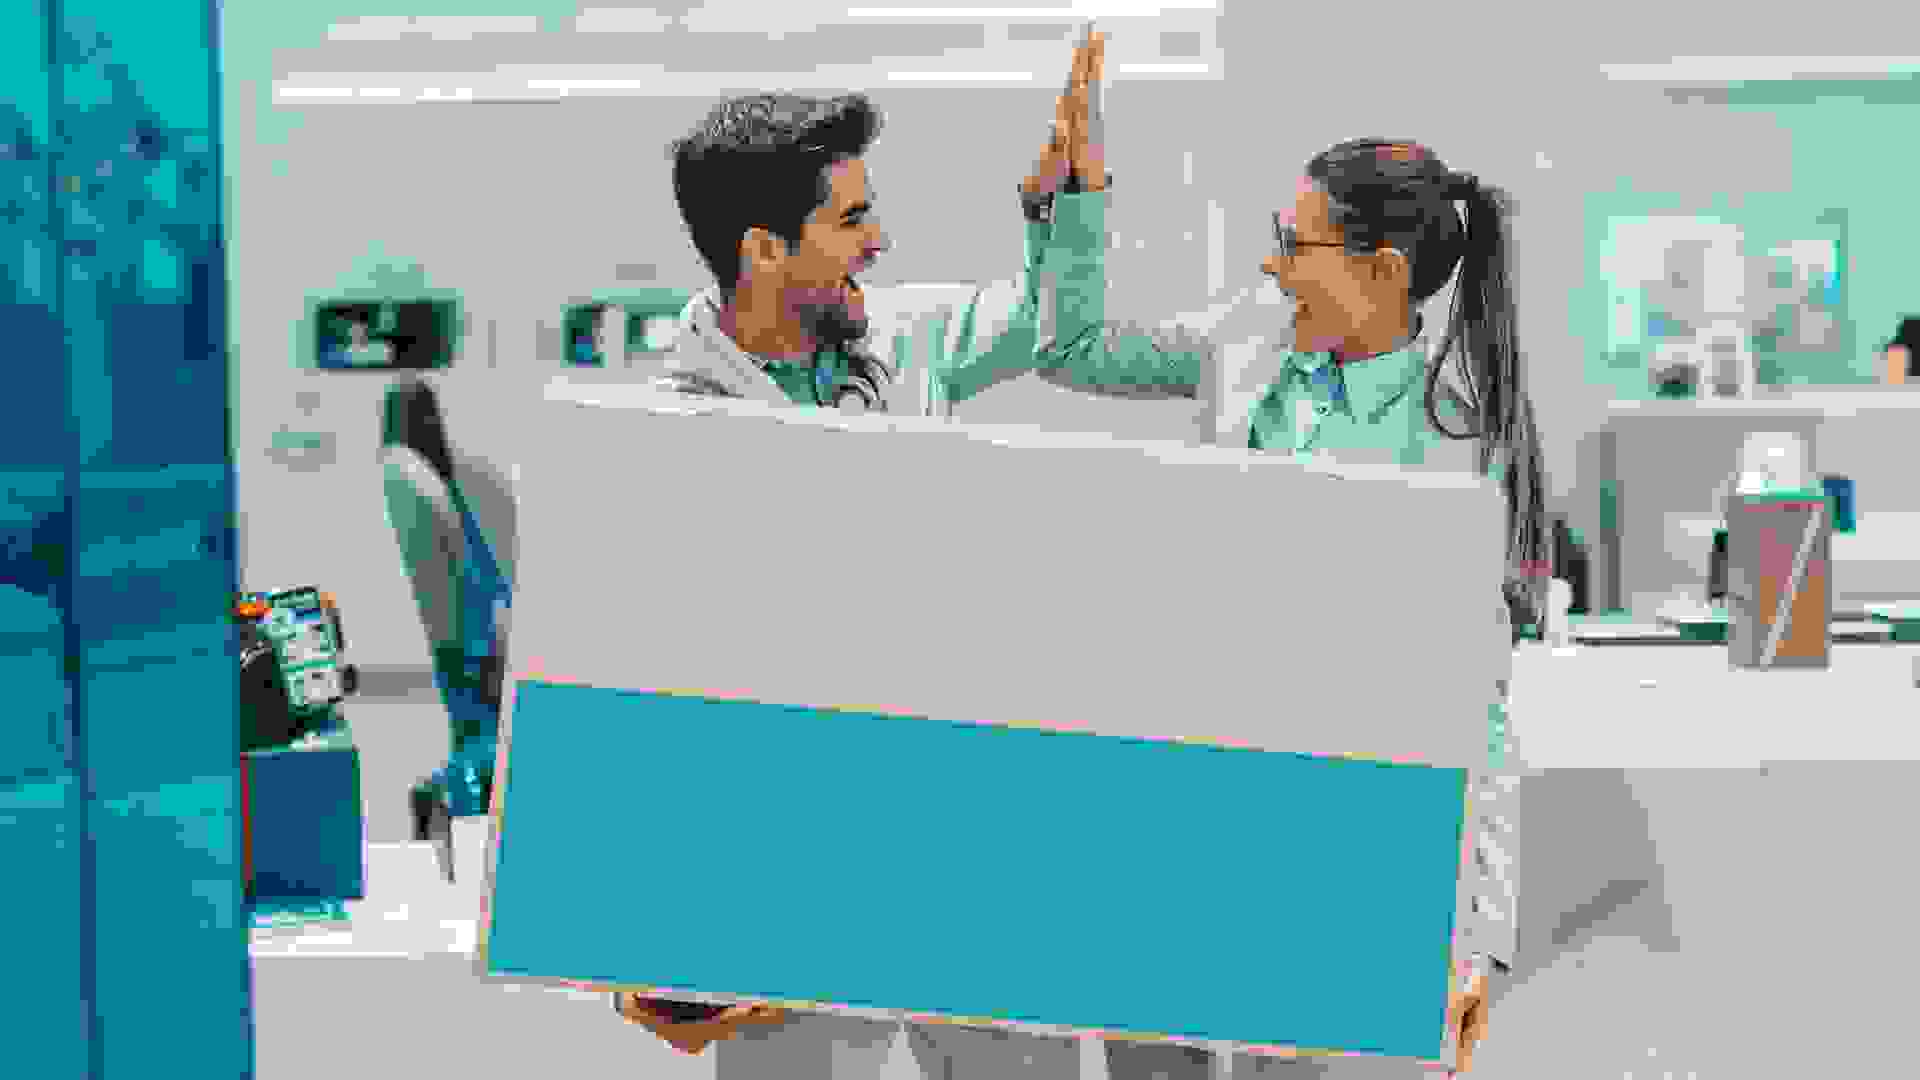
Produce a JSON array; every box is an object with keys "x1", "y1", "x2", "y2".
[{"x1": 1273, "y1": 213, "x2": 1351, "y2": 260}]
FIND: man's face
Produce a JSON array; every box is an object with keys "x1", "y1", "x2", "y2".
[{"x1": 784, "y1": 156, "x2": 889, "y2": 337}]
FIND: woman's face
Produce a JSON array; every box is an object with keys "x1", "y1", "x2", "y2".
[{"x1": 1261, "y1": 180, "x2": 1406, "y2": 356}]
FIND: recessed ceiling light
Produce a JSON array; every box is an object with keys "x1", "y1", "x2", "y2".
[{"x1": 885, "y1": 71, "x2": 1038, "y2": 82}]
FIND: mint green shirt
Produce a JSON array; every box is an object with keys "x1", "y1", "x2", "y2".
[
  {"x1": 762, "y1": 362, "x2": 814, "y2": 405},
  {"x1": 766, "y1": 347, "x2": 869, "y2": 407},
  {"x1": 918, "y1": 192, "x2": 1476, "y2": 463},
  {"x1": 1245, "y1": 340, "x2": 1470, "y2": 467}
]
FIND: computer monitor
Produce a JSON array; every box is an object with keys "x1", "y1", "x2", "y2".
[
  {"x1": 312, "y1": 299, "x2": 460, "y2": 370},
  {"x1": 559, "y1": 291, "x2": 689, "y2": 368}
]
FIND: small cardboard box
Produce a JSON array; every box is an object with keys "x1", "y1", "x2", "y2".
[{"x1": 1723, "y1": 492, "x2": 1832, "y2": 669}]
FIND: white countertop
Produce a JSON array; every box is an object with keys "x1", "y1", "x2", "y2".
[
  {"x1": 250, "y1": 827, "x2": 488, "y2": 959},
  {"x1": 1610, "y1": 388, "x2": 1920, "y2": 417},
  {"x1": 1509, "y1": 640, "x2": 1920, "y2": 768},
  {"x1": 246, "y1": 675, "x2": 1919, "y2": 1078},
  {"x1": 243, "y1": 768, "x2": 1920, "y2": 1080}
]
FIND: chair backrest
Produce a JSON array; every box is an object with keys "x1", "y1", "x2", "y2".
[
  {"x1": 380, "y1": 374, "x2": 517, "y2": 696},
  {"x1": 381, "y1": 375, "x2": 459, "y2": 489},
  {"x1": 443, "y1": 435, "x2": 517, "y2": 598},
  {"x1": 379, "y1": 441, "x2": 466, "y2": 653}
]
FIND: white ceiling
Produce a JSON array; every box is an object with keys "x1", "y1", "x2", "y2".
[
  {"x1": 275, "y1": 3, "x2": 1920, "y2": 106},
  {"x1": 278, "y1": 1, "x2": 1223, "y2": 102}
]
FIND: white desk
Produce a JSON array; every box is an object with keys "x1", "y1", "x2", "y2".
[
  {"x1": 249, "y1": 839, "x2": 483, "y2": 960},
  {"x1": 244, "y1": 772, "x2": 1920, "y2": 1079},
  {"x1": 245, "y1": 637, "x2": 1920, "y2": 1077},
  {"x1": 1504, "y1": 633, "x2": 1920, "y2": 1054},
  {"x1": 1508, "y1": 638, "x2": 1920, "y2": 768},
  {"x1": 246, "y1": 832, "x2": 713, "y2": 1079}
]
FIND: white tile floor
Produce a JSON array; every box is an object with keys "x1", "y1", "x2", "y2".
[
  {"x1": 248, "y1": 876, "x2": 1849, "y2": 1080},
  {"x1": 257, "y1": 691, "x2": 1914, "y2": 1078}
]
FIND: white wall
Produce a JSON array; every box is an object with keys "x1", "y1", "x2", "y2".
[
  {"x1": 221, "y1": 0, "x2": 1915, "y2": 663},
  {"x1": 222, "y1": 6, "x2": 1240, "y2": 664}
]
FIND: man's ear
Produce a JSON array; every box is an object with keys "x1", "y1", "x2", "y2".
[{"x1": 738, "y1": 227, "x2": 788, "y2": 281}]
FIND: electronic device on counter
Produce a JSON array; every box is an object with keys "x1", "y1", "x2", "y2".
[{"x1": 236, "y1": 586, "x2": 360, "y2": 752}]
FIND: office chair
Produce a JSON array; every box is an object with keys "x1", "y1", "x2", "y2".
[{"x1": 379, "y1": 374, "x2": 514, "y2": 882}]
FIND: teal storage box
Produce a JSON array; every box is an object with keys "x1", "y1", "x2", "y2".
[{"x1": 242, "y1": 742, "x2": 365, "y2": 902}]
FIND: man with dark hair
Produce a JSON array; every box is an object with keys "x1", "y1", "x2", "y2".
[
  {"x1": 651, "y1": 28, "x2": 1124, "y2": 418},
  {"x1": 621, "y1": 37, "x2": 1120, "y2": 1080},
  {"x1": 655, "y1": 91, "x2": 897, "y2": 410}
]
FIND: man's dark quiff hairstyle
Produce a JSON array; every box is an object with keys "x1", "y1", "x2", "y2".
[
  {"x1": 1307, "y1": 138, "x2": 1553, "y2": 625},
  {"x1": 667, "y1": 93, "x2": 882, "y2": 299}
]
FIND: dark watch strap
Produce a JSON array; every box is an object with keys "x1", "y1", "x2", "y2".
[
  {"x1": 1062, "y1": 172, "x2": 1112, "y2": 195},
  {"x1": 1019, "y1": 173, "x2": 1114, "y2": 223}
]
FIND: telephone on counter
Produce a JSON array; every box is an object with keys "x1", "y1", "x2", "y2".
[{"x1": 236, "y1": 586, "x2": 360, "y2": 752}]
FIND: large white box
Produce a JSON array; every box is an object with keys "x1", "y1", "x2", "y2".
[{"x1": 479, "y1": 387, "x2": 1509, "y2": 1065}]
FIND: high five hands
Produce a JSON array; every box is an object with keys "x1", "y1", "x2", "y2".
[{"x1": 1024, "y1": 24, "x2": 1106, "y2": 198}]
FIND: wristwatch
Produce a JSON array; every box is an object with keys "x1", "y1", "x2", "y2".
[
  {"x1": 1062, "y1": 171, "x2": 1112, "y2": 195},
  {"x1": 1018, "y1": 173, "x2": 1115, "y2": 223}
]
